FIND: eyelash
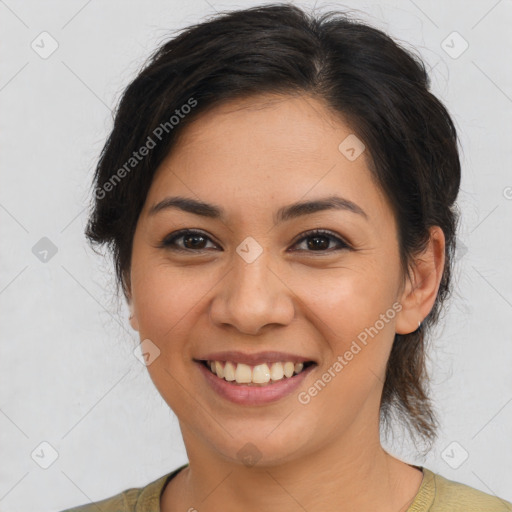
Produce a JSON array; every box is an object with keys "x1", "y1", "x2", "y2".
[{"x1": 159, "y1": 228, "x2": 351, "y2": 254}]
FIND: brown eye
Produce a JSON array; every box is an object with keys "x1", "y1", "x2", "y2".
[
  {"x1": 159, "y1": 228, "x2": 350, "y2": 254},
  {"x1": 161, "y1": 230, "x2": 219, "y2": 252},
  {"x1": 291, "y1": 229, "x2": 350, "y2": 253}
]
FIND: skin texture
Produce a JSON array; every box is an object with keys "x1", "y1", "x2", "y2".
[{"x1": 127, "y1": 93, "x2": 445, "y2": 512}]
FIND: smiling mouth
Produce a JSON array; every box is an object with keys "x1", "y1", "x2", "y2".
[{"x1": 197, "y1": 359, "x2": 317, "y2": 386}]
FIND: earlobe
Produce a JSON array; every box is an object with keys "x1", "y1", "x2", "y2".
[
  {"x1": 125, "y1": 275, "x2": 139, "y2": 332},
  {"x1": 129, "y1": 310, "x2": 139, "y2": 332},
  {"x1": 395, "y1": 226, "x2": 445, "y2": 335},
  {"x1": 127, "y1": 292, "x2": 139, "y2": 332}
]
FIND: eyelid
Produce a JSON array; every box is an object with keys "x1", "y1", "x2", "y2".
[
  {"x1": 288, "y1": 228, "x2": 351, "y2": 252},
  {"x1": 159, "y1": 229, "x2": 221, "y2": 251},
  {"x1": 159, "y1": 228, "x2": 351, "y2": 253}
]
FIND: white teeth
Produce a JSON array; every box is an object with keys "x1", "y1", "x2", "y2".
[
  {"x1": 269, "y1": 362, "x2": 284, "y2": 381},
  {"x1": 252, "y1": 364, "x2": 271, "y2": 384},
  {"x1": 224, "y1": 361, "x2": 236, "y2": 381},
  {"x1": 214, "y1": 361, "x2": 224, "y2": 379},
  {"x1": 206, "y1": 360, "x2": 311, "y2": 384},
  {"x1": 234, "y1": 363, "x2": 252, "y2": 383},
  {"x1": 283, "y1": 362, "x2": 295, "y2": 378}
]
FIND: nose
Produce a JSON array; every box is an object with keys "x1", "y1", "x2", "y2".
[{"x1": 209, "y1": 252, "x2": 295, "y2": 335}]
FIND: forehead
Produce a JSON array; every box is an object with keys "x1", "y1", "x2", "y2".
[
  {"x1": 159, "y1": 93, "x2": 354, "y2": 171},
  {"x1": 144, "y1": 93, "x2": 392, "y2": 228}
]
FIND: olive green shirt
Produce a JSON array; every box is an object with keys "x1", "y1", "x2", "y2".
[{"x1": 60, "y1": 464, "x2": 512, "y2": 511}]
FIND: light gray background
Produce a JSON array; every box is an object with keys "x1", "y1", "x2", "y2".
[{"x1": 1, "y1": 0, "x2": 511, "y2": 510}]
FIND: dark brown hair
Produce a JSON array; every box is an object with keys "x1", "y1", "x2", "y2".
[{"x1": 84, "y1": 3, "x2": 461, "y2": 449}]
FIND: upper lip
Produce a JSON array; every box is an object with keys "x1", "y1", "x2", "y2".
[{"x1": 195, "y1": 351, "x2": 317, "y2": 366}]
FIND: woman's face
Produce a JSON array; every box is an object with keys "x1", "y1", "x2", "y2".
[{"x1": 128, "y1": 93, "x2": 422, "y2": 467}]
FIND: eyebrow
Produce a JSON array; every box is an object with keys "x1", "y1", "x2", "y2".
[{"x1": 148, "y1": 195, "x2": 368, "y2": 223}]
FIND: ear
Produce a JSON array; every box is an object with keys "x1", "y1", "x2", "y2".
[
  {"x1": 395, "y1": 226, "x2": 446, "y2": 335},
  {"x1": 124, "y1": 275, "x2": 140, "y2": 332},
  {"x1": 128, "y1": 301, "x2": 140, "y2": 332}
]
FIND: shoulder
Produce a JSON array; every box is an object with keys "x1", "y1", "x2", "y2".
[
  {"x1": 58, "y1": 487, "x2": 138, "y2": 512},
  {"x1": 57, "y1": 468, "x2": 183, "y2": 512},
  {"x1": 414, "y1": 467, "x2": 512, "y2": 512}
]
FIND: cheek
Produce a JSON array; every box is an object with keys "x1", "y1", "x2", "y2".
[
  {"x1": 130, "y1": 265, "x2": 203, "y2": 408},
  {"x1": 292, "y1": 269, "x2": 399, "y2": 421},
  {"x1": 302, "y1": 266, "x2": 396, "y2": 331},
  {"x1": 131, "y1": 262, "x2": 200, "y2": 346},
  {"x1": 293, "y1": 260, "x2": 399, "y2": 355}
]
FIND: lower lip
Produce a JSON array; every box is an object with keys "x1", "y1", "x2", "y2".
[{"x1": 196, "y1": 361, "x2": 316, "y2": 405}]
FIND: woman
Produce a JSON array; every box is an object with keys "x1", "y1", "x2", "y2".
[{"x1": 62, "y1": 3, "x2": 512, "y2": 511}]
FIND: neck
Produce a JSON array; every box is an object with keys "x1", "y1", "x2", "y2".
[{"x1": 162, "y1": 421, "x2": 423, "y2": 512}]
